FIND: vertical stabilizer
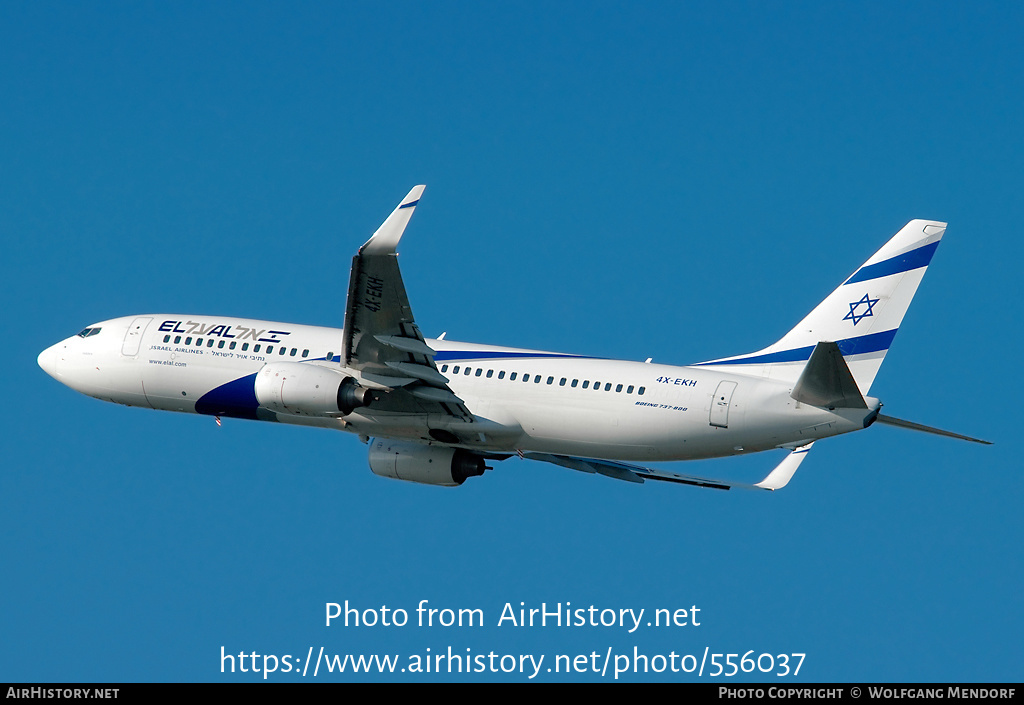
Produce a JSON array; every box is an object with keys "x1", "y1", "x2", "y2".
[{"x1": 696, "y1": 220, "x2": 946, "y2": 394}]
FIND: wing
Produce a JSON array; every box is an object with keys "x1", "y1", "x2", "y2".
[
  {"x1": 522, "y1": 442, "x2": 814, "y2": 491},
  {"x1": 341, "y1": 186, "x2": 473, "y2": 426}
]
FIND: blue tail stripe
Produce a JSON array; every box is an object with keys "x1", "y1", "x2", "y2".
[
  {"x1": 696, "y1": 329, "x2": 898, "y2": 366},
  {"x1": 844, "y1": 241, "x2": 939, "y2": 285}
]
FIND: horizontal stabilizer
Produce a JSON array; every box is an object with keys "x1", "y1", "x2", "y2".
[
  {"x1": 875, "y1": 414, "x2": 992, "y2": 445},
  {"x1": 791, "y1": 342, "x2": 867, "y2": 409}
]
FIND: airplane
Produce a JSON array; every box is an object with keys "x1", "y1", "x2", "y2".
[{"x1": 37, "y1": 186, "x2": 989, "y2": 490}]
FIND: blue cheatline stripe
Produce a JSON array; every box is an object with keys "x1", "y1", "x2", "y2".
[
  {"x1": 695, "y1": 329, "x2": 898, "y2": 366},
  {"x1": 196, "y1": 372, "x2": 260, "y2": 419},
  {"x1": 434, "y1": 350, "x2": 593, "y2": 363},
  {"x1": 399, "y1": 199, "x2": 420, "y2": 209},
  {"x1": 191, "y1": 358, "x2": 328, "y2": 419},
  {"x1": 844, "y1": 241, "x2": 939, "y2": 285}
]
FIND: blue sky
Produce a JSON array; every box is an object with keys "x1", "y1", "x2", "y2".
[{"x1": 3, "y1": 2, "x2": 1021, "y2": 682}]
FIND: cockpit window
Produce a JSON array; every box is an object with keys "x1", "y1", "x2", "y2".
[{"x1": 77, "y1": 327, "x2": 102, "y2": 338}]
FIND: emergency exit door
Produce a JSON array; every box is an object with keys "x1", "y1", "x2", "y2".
[{"x1": 709, "y1": 380, "x2": 738, "y2": 428}]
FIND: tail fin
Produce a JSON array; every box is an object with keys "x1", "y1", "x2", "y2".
[{"x1": 696, "y1": 219, "x2": 946, "y2": 395}]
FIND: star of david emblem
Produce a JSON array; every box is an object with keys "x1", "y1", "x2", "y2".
[{"x1": 843, "y1": 293, "x2": 879, "y2": 325}]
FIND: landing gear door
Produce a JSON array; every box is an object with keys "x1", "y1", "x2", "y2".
[
  {"x1": 121, "y1": 317, "x2": 153, "y2": 357},
  {"x1": 709, "y1": 380, "x2": 738, "y2": 428}
]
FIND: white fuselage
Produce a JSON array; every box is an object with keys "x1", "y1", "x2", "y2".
[{"x1": 38, "y1": 314, "x2": 876, "y2": 463}]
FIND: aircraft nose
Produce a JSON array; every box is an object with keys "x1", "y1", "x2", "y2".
[{"x1": 37, "y1": 343, "x2": 60, "y2": 379}]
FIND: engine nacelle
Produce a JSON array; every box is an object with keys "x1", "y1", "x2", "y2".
[
  {"x1": 254, "y1": 362, "x2": 371, "y2": 417},
  {"x1": 368, "y1": 439, "x2": 486, "y2": 487}
]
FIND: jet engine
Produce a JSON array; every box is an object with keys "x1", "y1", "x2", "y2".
[
  {"x1": 368, "y1": 439, "x2": 487, "y2": 487},
  {"x1": 254, "y1": 362, "x2": 371, "y2": 417}
]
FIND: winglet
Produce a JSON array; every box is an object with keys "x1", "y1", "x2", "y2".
[
  {"x1": 755, "y1": 442, "x2": 814, "y2": 490},
  {"x1": 359, "y1": 185, "x2": 426, "y2": 256}
]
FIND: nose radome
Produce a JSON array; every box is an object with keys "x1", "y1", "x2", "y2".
[{"x1": 37, "y1": 344, "x2": 59, "y2": 379}]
